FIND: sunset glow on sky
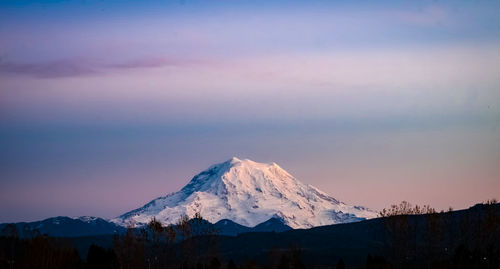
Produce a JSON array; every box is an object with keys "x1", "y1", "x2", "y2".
[{"x1": 1, "y1": 0, "x2": 499, "y2": 222}]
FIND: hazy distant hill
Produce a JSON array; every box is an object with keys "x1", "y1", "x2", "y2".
[
  {"x1": 0, "y1": 215, "x2": 290, "y2": 238},
  {"x1": 0, "y1": 216, "x2": 124, "y2": 237}
]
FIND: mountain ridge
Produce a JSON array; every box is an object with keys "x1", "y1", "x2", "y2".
[
  {"x1": 0, "y1": 215, "x2": 290, "y2": 238},
  {"x1": 0, "y1": 216, "x2": 125, "y2": 238}
]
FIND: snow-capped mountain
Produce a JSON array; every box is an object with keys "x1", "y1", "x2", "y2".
[{"x1": 112, "y1": 157, "x2": 377, "y2": 229}]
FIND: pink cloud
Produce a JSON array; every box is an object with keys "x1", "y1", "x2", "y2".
[
  {"x1": 106, "y1": 57, "x2": 204, "y2": 69},
  {"x1": 0, "y1": 59, "x2": 100, "y2": 78},
  {"x1": 0, "y1": 56, "x2": 205, "y2": 78}
]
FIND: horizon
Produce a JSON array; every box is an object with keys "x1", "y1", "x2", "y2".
[{"x1": 1, "y1": 0, "x2": 500, "y2": 223}]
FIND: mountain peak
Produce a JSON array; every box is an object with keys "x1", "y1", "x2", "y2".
[
  {"x1": 227, "y1": 156, "x2": 276, "y2": 166},
  {"x1": 226, "y1": 157, "x2": 271, "y2": 168},
  {"x1": 229, "y1": 156, "x2": 242, "y2": 163},
  {"x1": 113, "y1": 158, "x2": 377, "y2": 228}
]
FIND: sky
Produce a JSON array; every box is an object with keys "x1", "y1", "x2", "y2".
[{"x1": 1, "y1": 0, "x2": 499, "y2": 223}]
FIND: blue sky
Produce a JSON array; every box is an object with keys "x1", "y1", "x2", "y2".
[{"x1": 1, "y1": 0, "x2": 499, "y2": 222}]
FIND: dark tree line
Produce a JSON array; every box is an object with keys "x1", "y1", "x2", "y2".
[
  {"x1": 1, "y1": 201, "x2": 499, "y2": 269},
  {"x1": 111, "y1": 213, "x2": 219, "y2": 269},
  {"x1": 378, "y1": 200, "x2": 500, "y2": 269},
  {"x1": 0, "y1": 214, "x2": 218, "y2": 269},
  {"x1": 0, "y1": 226, "x2": 82, "y2": 269}
]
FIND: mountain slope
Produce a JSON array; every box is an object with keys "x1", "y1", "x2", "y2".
[{"x1": 113, "y1": 157, "x2": 377, "y2": 228}]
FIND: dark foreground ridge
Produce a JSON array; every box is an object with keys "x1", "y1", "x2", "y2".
[{"x1": 1, "y1": 202, "x2": 499, "y2": 269}]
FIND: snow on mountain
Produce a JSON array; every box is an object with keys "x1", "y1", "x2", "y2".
[{"x1": 112, "y1": 157, "x2": 377, "y2": 229}]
